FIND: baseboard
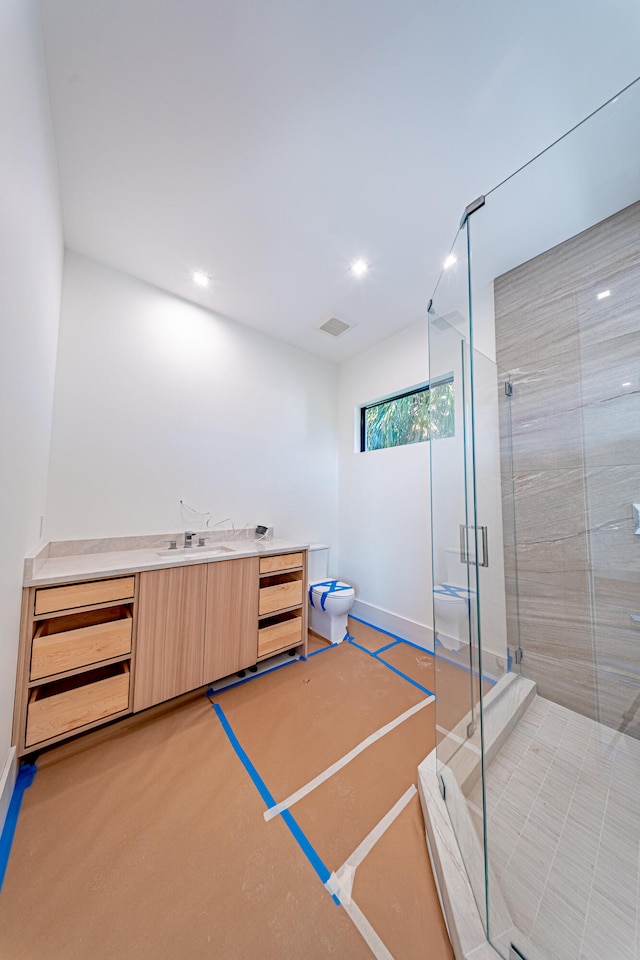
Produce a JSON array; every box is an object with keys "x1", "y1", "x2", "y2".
[
  {"x1": 350, "y1": 600, "x2": 434, "y2": 651},
  {"x1": 0, "y1": 747, "x2": 17, "y2": 839}
]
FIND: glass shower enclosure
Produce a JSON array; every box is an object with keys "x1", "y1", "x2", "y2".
[{"x1": 426, "y1": 75, "x2": 640, "y2": 960}]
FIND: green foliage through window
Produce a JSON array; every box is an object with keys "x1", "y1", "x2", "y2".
[{"x1": 360, "y1": 378, "x2": 454, "y2": 452}]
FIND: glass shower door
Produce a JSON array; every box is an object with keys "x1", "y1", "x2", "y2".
[
  {"x1": 428, "y1": 223, "x2": 489, "y2": 933},
  {"x1": 429, "y1": 217, "x2": 515, "y2": 954}
]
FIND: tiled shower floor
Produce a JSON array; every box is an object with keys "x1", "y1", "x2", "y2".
[{"x1": 469, "y1": 696, "x2": 640, "y2": 959}]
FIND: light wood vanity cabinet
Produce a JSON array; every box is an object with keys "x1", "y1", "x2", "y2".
[
  {"x1": 15, "y1": 548, "x2": 307, "y2": 755},
  {"x1": 14, "y1": 576, "x2": 136, "y2": 756}
]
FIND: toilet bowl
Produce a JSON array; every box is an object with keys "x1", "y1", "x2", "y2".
[
  {"x1": 433, "y1": 549, "x2": 474, "y2": 651},
  {"x1": 307, "y1": 544, "x2": 356, "y2": 644}
]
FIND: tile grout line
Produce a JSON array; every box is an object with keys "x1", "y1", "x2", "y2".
[
  {"x1": 525, "y1": 715, "x2": 589, "y2": 942},
  {"x1": 499, "y1": 711, "x2": 573, "y2": 937},
  {"x1": 485, "y1": 726, "x2": 536, "y2": 815},
  {"x1": 488, "y1": 701, "x2": 549, "y2": 818},
  {"x1": 487, "y1": 699, "x2": 637, "y2": 955},
  {"x1": 498, "y1": 734, "x2": 550, "y2": 883},
  {"x1": 532, "y1": 725, "x2": 593, "y2": 952},
  {"x1": 575, "y1": 725, "x2": 614, "y2": 959},
  {"x1": 475, "y1": 709, "x2": 553, "y2": 950}
]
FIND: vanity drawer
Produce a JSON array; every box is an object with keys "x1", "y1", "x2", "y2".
[
  {"x1": 258, "y1": 613, "x2": 303, "y2": 659},
  {"x1": 259, "y1": 579, "x2": 303, "y2": 615},
  {"x1": 26, "y1": 663, "x2": 130, "y2": 747},
  {"x1": 259, "y1": 553, "x2": 304, "y2": 575},
  {"x1": 30, "y1": 607, "x2": 133, "y2": 681},
  {"x1": 34, "y1": 577, "x2": 136, "y2": 615}
]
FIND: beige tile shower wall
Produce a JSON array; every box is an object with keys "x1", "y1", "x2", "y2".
[{"x1": 495, "y1": 200, "x2": 640, "y2": 734}]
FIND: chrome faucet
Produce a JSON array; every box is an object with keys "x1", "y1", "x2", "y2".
[{"x1": 184, "y1": 531, "x2": 196, "y2": 548}]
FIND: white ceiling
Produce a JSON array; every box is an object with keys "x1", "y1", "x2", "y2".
[{"x1": 39, "y1": 0, "x2": 640, "y2": 362}]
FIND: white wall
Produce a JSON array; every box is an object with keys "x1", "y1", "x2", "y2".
[
  {"x1": 0, "y1": 0, "x2": 63, "y2": 784},
  {"x1": 337, "y1": 321, "x2": 432, "y2": 644},
  {"x1": 45, "y1": 253, "x2": 339, "y2": 550}
]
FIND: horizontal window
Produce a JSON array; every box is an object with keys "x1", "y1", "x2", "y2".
[{"x1": 360, "y1": 377, "x2": 454, "y2": 452}]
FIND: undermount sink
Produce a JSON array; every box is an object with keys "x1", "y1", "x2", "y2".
[{"x1": 156, "y1": 544, "x2": 237, "y2": 559}]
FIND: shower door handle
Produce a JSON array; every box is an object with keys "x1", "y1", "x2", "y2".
[
  {"x1": 480, "y1": 526, "x2": 489, "y2": 567},
  {"x1": 459, "y1": 525, "x2": 489, "y2": 567}
]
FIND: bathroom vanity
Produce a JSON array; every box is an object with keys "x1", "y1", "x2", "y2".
[{"x1": 13, "y1": 536, "x2": 308, "y2": 756}]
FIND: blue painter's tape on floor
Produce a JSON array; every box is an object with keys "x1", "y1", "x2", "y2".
[
  {"x1": 373, "y1": 655, "x2": 435, "y2": 697},
  {"x1": 211, "y1": 702, "x2": 339, "y2": 904},
  {"x1": 347, "y1": 638, "x2": 435, "y2": 697},
  {"x1": 280, "y1": 808, "x2": 338, "y2": 900},
  {"x1": 398, "y1": 637, "x2": 435, "y2": 657},
  {"x1": 376, "y1": 655, "x2": 435, "y2": 697},
  {"x1": 372, "y1": 639, "x2": 402, "y2": 656},
  {"x1": 213, "y1": 703, "x2": 273, "y2": 806},
  {"x1": 347, "y1": 636, "x2": 376, "y2": 657},
  {"x1": 0, "y1": 763, "x2": 37, "y2": 892},
  {"x1": 206, "y1": 656, "x2": 298, "y2": 697},
  {"x1": 349, "y1": 614, "x2": 434, "y2": 656},
  {"x1": 349, "y1": 614, "x2": 409, "y2": 645},
  {"x1": 306, "y1": 643, "x2": 338, "y2": 659}
]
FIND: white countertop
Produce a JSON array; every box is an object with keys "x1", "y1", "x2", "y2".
[{"x1": 24, "y1": 537, "x2": 310, "y2": 587}]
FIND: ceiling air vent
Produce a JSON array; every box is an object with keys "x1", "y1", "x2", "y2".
[{"x1": 318, "y1": 315, "x2": 351, "y2": 338}]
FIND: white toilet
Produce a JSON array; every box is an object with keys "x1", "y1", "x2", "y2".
[
  {"x1": 307, "y1": 544, "x2": 356, "y2": 644},
  {"x1": 433, "y1": 549, "x2": 474, "y2": 651}
]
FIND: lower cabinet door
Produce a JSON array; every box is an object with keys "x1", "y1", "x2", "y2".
[
  {"x1": 133, "y1": 564, "x2": 207, "y2": 711},
  {"x1": 203, "y1": 557, "x2": 259, "y2": 681}
]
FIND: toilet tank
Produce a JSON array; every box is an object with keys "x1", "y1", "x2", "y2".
[{"x1": 307, "y1": 544, "x2": 329, "y2": 582}]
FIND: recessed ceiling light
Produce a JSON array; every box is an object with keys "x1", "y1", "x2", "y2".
[
  {"x1": 596, "y1": 289, "x2": 610, "y2": 300},
  {"x1": 443, "y1": 254, "x2": 457, "y2": 269},
  {"x1": 192, "y1": 270, "x2": 210, "y2": 288},
  {"x1": 350, "y1": 258, "x2": 368, "y2": 278},
  {"x1": 622, "y1": 381, "x2": 631, "y2": 387}
]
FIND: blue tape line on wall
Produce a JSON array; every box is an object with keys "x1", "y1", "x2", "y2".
[{"x1": 0, "y1": 763, "x2": 37, "y2": 892}]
